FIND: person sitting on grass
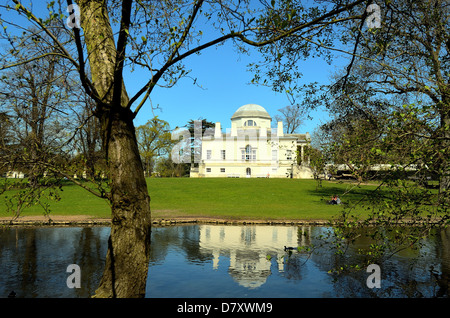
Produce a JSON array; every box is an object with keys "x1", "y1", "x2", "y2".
[
  {"x1": 328, "y1": 195, "x2": 341, "y2": 205},
  {"x1": 328, "y1": 195, "x2": 337, "y2": 205}
]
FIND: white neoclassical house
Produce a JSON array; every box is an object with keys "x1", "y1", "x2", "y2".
[{"x1": 190, "y1": 104, "x2": 314, "y2": 178}]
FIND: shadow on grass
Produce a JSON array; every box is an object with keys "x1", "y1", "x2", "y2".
[{"x1": 306, "y1": 181, "x2": 388, "y2": 207}]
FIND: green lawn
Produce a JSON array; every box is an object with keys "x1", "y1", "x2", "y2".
[
  {"x1": 0, "y1": 180, "x2": 111, "y2": 218},
  {"x1": 0, "y1": 178, "x2": 379, "y2": 221},
  {"x1": 148, "y1": 178, "x2": 377, "y2": 220}
]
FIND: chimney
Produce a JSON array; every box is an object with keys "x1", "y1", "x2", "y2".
[
  {"x1": 231, "y1": 122, "x2": 237, "y2": 137},
  {"x1": 277, "y1": 121, "x2": 284, "y2": 137},
  {"x1": 214, "y1": 122, "x2": 221, "y2": 138}
]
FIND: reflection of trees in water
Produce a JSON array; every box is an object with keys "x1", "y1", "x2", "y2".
[
  {"x1": 328, "y1": 260, "x2": 426, "y2": 298},
  {"x1": 282, "y1": 255, "x2": 304, "y2": 281},
  {"x1": 150, "y1": 225, "x2": 211, "y2": 264},
  {"x1": 0, "y1": 228, "x2": 46, "y2": 297},
  {"x1": 22, "y1": 229, "x2": 38, "y2": 297},
  {"x1": 71, "y1": 227, "x2": 109, "y2": 297},
  {"x1": 432, "y1": 228, "x2": 450, "y2": 297},
  {"x1": 305, "y1": 227, "x2": 450, "y2": 298},
  {"x1": 1, "y1": 225, "x2": 448, "y2": 297},
  {"x1": 0, "y1": 227, "x2": 109, "y2": 298},
  {"x1": 181, "y1": 225, "x2": 212, "y2": 263}
]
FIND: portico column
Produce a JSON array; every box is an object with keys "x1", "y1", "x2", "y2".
[{"x1": 301, "y1": 145, "x2": 304, "y2": 166}]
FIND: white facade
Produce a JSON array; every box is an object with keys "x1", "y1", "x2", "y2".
[{"x1": 190, "y1": 104, "x2": 313, "y2": 178}]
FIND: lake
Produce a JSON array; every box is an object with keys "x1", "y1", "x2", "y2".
[{"x1": 0, "y1": 224, "x2": 448, "y2": 298}]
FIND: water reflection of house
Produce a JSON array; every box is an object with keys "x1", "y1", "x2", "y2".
[{"x1": 199, "y1": 225, "x2": 311, "y2": 289}]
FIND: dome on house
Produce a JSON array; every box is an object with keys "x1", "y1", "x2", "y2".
[{"x1": 231, "y1": 104, "x2": 271, "y2": 120}]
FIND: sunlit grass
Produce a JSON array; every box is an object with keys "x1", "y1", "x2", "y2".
[
  {"x1": 0, "y1": 178, "x2": 381, "y2": 221},
  {"x1": 147, "y1": 178, "x2": 378, "y2": 220}
]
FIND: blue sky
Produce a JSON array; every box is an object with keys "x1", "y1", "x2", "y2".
[
  {"x1": 1, "y1": 2, "x2": 351, "y2": 136},
  {"x1": 128, "y1": 40, "x2": 347, "y2": 135}
]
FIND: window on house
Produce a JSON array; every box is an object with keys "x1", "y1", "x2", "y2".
[
  {"x1": 245, "y1": 145, "x2": 256, "y2": 160},
  {"x1": 244, "y1": 120, "x2": 256, "y2": 127},
  {"x1": 220, "y1": 168, "x2": 225, "y2": 173},
  {"x1": 206, "y1": 150, "x2": 212, "y2": 160},
  {"x1": 286, "y1": 149, "x2": 293, "y2": 160},
  {"x1": 221, "y1": 150, "x2": 226, "y2": 160},
  {"x1": 272, "y1": 150, "x2": 278, "y2": 161},
  {"x1": 243, "y1": 145, "x2": 256, "y2": 161},
  {"x1": 206, "y1": 167, "x2": 211, "y2": 173}
]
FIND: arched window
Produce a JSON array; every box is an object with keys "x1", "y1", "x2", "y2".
[
  {"x1": 242, "y1": 145, "x2": 256, "y2": 161},
  {"x1": 246, "y1": 167, "x2": 251, "y2": 176},
  {"x1": 244, "y1": 120, "x2": 256, "y2": 127},
  {"x1": 245, "y1": 145, "x2": 251, "y2": 160}
]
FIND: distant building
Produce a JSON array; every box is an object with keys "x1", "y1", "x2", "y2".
[
  {"x1": 190, "y1": 104, "x2": 313, "y2": 178},
  {"x1": 5, "y1": 171, "x2": 25, "y2": 178}
]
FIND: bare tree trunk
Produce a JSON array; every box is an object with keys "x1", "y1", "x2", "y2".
[
  {"x1": 79, "y1": 0, "x2": 151, "y2": 298},
  {"x1": 94, "y1": 107, "x2": 151, "y2": 298}
]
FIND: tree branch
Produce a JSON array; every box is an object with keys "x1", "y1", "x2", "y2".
[
  {"x1": 66, "y1": 0, "x2": 101, "y2": 106},
  {"x1": 342, "y1": 9, "x2": 368, "y2": 93},
  {"x1": 43, "y1": 162, "x2": 110, "y2": 200},
  {"x1": 10, "y1": 0, "x2": 102, "y2": 107},
  {"x1": 130, "y1": 0, "x2": 369, "y2": 115},
  {"x1": 0, "y1": 52, "x2": 67, "y2": 71},
  {"x1": 131, "y1": 0, "x2": 205, "y2": 115}
]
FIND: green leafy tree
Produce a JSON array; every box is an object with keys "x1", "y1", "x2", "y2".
[
  {"x1": 300, "y1": 0, "x2": 450, "y2": 272},
  {"x1": 323, "y1": 115, "x2": 386, "y2": 183},
  {"x1": 338, "y1": 0, "x2": 449, "y2": 193},
  {"x1": 136, "y1": 117, "x2": 174, "y2": 177},
  {"x1": 302, "y1": 145, "x2": 326, "y2": 189},
  {"x1": 0, "y1": 0, "x2": 371, "y2": 297},
  {"x1": 187, "y1": 118, "x2": 215, "y2": 167},
  {"x1": 242, "y1": 0, "x2": 450, "y2": 277},
  {"x1": 155, "y1": 156, "x2": 188, "y2": 177}
]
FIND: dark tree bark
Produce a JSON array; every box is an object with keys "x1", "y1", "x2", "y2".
[
  {"x1": 78, "y1": 0, "x2": 151, "y2": 298},
  {"x1": 94, "y1": 107, "x2": 151, "y2": 298}
]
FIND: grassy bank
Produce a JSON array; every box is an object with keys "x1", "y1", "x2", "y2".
[
  {"x1": 0, "y1": 178, "x2": 379, "y2": 221},
  {"x1": 148, "y1": 178, "x2": 377, "y2": 221}
]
